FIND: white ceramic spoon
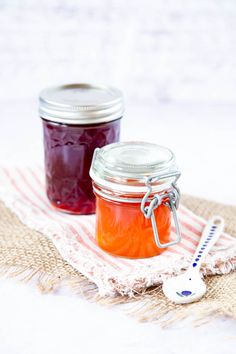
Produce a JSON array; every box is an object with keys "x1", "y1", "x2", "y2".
[{"x1": 162, "y1": 215, "x2": 225, "y2": 304}]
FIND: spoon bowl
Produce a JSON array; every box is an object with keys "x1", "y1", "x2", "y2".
[
  {"x1": 162, "y1": 216, "x2": 224, "y2": 304},
  {"x1": 163, "y1": 272, "x2": 206, "y2": 304}
]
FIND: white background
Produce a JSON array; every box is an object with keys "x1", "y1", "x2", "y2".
[{"x1": 0, "y1": 1, "x2": 236, "y2": 353}]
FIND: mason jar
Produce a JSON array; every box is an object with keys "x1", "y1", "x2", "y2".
[
  {"x1": 90, "y1": 142, "x2": 181, "y2": 258},
  {"x1": 39, "y1": 83, "x2": 124, "y2": 215}
]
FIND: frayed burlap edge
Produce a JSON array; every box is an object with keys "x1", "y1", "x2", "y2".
[{"x1": 0, "y1": 195, "x2": 236, "y2": 326}]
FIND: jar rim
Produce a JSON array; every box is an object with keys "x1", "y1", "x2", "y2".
[
  {"x1": 39, "y1": 83, "x2": 124, "y2": 125},
  {"x1": 90, "y1": 141, "x2": 180, "y2": 194}
]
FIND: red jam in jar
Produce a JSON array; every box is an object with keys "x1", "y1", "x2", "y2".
[
  {"x1": 39, "y1": 84, "x2": 124, "y2": 214},
  {"x1": 90, "y1": 142, "x2": 181, "y2": 258}
]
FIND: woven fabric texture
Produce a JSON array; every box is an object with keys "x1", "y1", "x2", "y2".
[
  {"x1": 0, "y1": 194, "x2": 236, "y2": 323},
  {"x1": 0, "y1": 167, "x2": 235, "y2": 296}
]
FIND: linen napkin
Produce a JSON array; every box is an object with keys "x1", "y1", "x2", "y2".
[{"x1": 0, "y1": 166, "x2": 235, "y2": 296}]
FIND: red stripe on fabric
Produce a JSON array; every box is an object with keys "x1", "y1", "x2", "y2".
[
  {"x1": 166, "y1": 247, "x2": 185, "y2": 255},
  {"x1": 24, "y1": 168, "x2": 128, "y2": 269},
  {"x1": 17, "y1": 169, "x2": 233, "y2": 258},
  {"x1": 77, "y1": 217, "x2": 139, "y2": 267},
  {"x1": 179, "y1": 208, "x2": 232, "y2": 244},
  {"x1": 180, "y1": 219, "x2": 202, "y2": 236},
  {"x1": 28, "y1": 168, "x2": 232, "y2": 260},
  {"x1": 171, "y1": 226, "x2": 198, "y2": 247},
  {"x1": 157, "y1": 247, "x2": 185, "y2": 257},
  {"x1": 2, "y1": 168, "x2": 48, "y2": 214},
  {"x1": 30, "y1": 167, "x2": 194, "y2": 259},
  {"x1": 164, "y1": 249, "x2": 184, "y2": 257},
  {"x1": 81, "y1": 212, "x2": 183, "y2": 264},
  {"x1": 22, "y1": 169, "x2": 125, "y2": 270},
  {"x1": 172, "y1": 223, "x2": 229, "y2": 250},
  {"x1": 164, "y1": 243, "x2": 189, "y2": 256},
  {"x1": 179, "y1": 206, "x2": 205, "y2": 227},
  {"x1": 179, "y1": 207, "x2": 234, "y2": 243},
  {"x1": 28, "y1": 167, "x2": 134, "y2": 268},
  {"x1": 20, "y1": 168, "x2": 236, "y2": 245},
  {"x1": 31, "y1": 167, "x2": 188, "y2": 261},
  {"x1": 8, "y1": 167, "x2": 122, "y2": 271},
  {"x1": 170, "y1": 227, "x2": 195, "y2": 253},
  {"x1": 5, "y1": 168, "x2": 85, "y2": 247},
  {"x1": 17, "y1": 168, "x2": 50, "y2": 207},
  {"x1": 28, "y1": 166, "x2": 45, "y2": 189},
  {"x1": 179, "y1": 243, "x2": 194, "y2": 254},
  {"x1": 180, "y1": 224, "x2": 228, "y2": 246}
]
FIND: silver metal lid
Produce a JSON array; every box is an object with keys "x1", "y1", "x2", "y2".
[
  {"x1": 39, "y1": 83, "x2": 124, "y2": 125},
  {"x1": 90, "y1": 142, "x2": 180, "y2": 193}
]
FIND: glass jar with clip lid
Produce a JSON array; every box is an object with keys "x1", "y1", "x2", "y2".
[{"x1": 90, "y1": 141, "x2": 182, "y2": 258}]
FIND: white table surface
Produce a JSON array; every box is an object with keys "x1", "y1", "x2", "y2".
[{"x1": 0, "y1": 100, "x2": 235, "y2": 354}]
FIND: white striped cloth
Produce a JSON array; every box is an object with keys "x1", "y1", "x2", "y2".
[{"x1": 0, "y1": 166, "x2": 235, "y2": 296}]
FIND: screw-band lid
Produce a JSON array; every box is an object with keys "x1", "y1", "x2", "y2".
[{"x1": 39, "y1": 83, "x2": 124, "y2": 125}]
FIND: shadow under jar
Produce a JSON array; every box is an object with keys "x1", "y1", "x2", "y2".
[
  {"x1": 90, "y1": 142, "x2": 182, "y2": 258},
  {"x1": 39, "y1": 84, "x2": 124, "y2": 214}
]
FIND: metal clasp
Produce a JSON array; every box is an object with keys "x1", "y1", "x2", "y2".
[{"x1": 141, "y1": 172, "x2": 182, "y2": 249}]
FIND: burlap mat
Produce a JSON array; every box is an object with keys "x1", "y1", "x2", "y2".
[{"x1": 0, "y1": 195, "x2": 236, "y2": 325}]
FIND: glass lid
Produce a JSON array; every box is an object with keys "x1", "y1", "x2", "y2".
[{"x1": 90, "y1": 142, "x2": 179, "y2": 193}]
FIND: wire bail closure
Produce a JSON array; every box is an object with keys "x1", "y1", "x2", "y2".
[{"x1": 141, "y1": 172, "x2": 182, "y2": 248}]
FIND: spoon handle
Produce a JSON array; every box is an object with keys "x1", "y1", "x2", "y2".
[{"x1": 189, "y1": 216, "x2": 225, "y2": 272}]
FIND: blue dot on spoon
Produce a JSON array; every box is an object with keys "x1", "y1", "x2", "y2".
[{"x1": 181, "y1": 290, "x2": 192, "y2": 296}]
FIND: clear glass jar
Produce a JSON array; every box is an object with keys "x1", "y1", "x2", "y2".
[
  {"x1": 39, "y1": 84, "x2": 124, "y2": 215},
  {"x1": 90, "y1": 142, "x2": 181, "y2": 258}
]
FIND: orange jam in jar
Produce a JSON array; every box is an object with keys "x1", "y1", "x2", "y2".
[{"x1": 90, "y1": 142, "x2": 182, "y2": 258}]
